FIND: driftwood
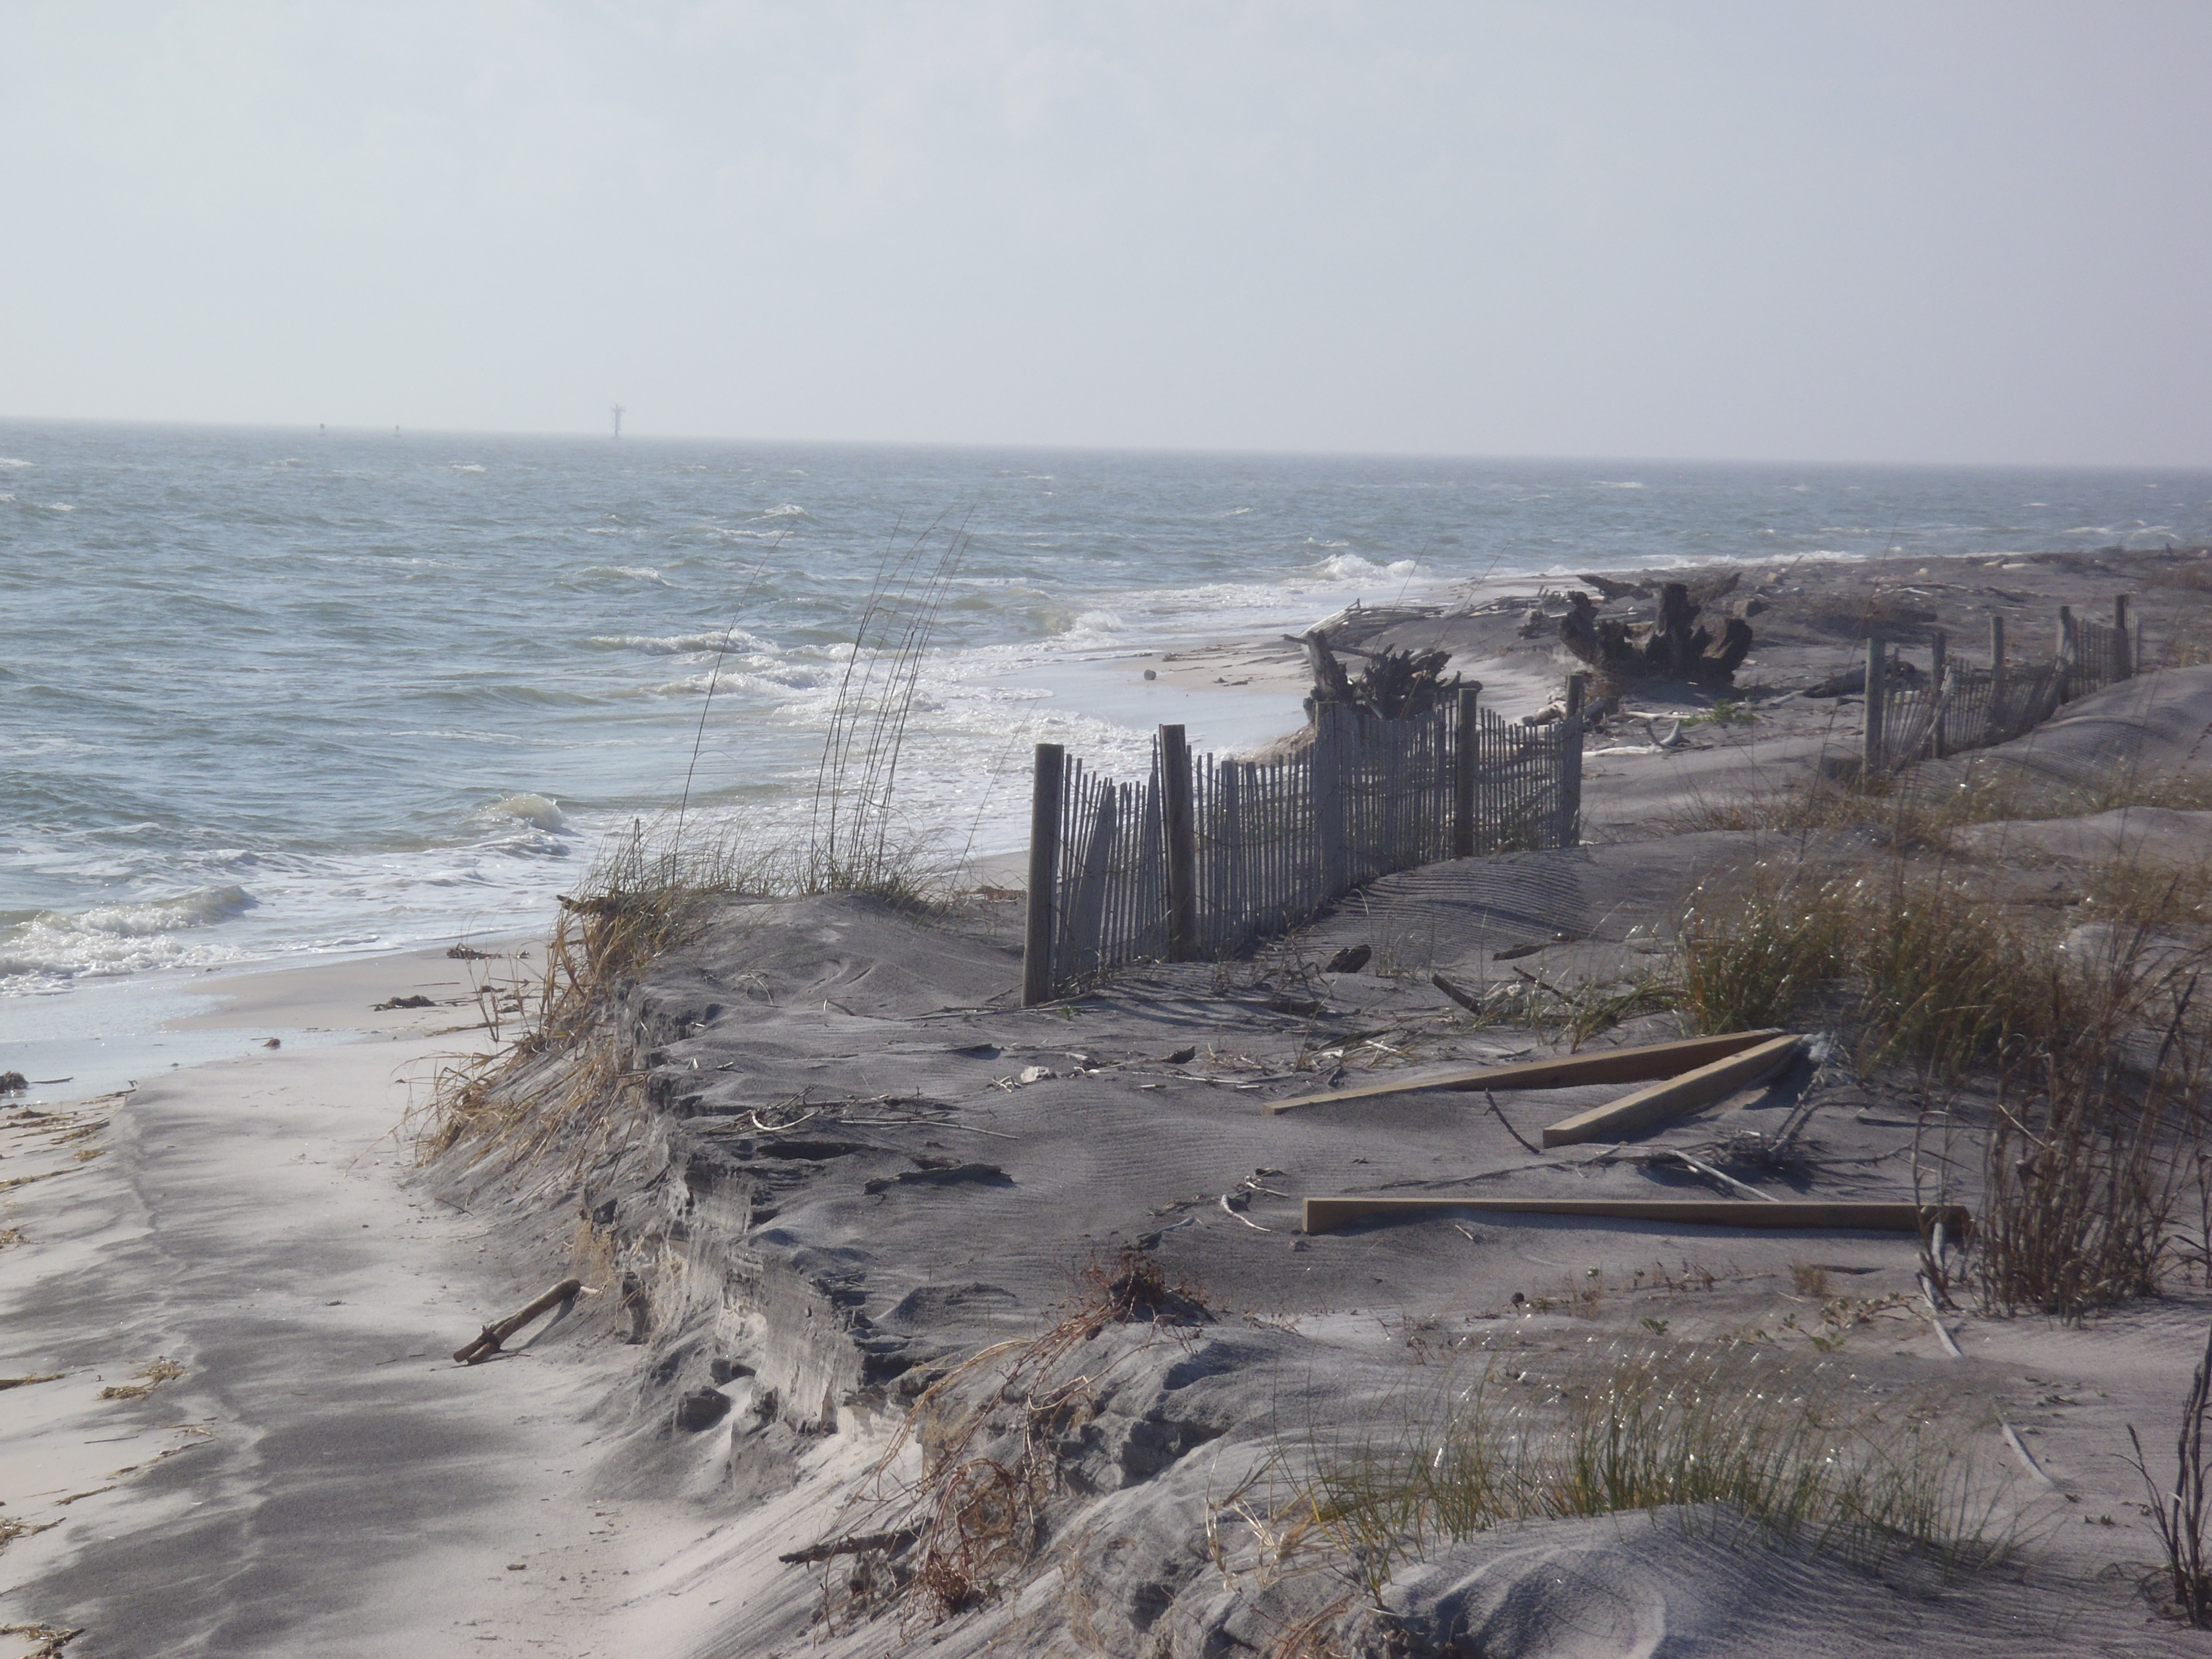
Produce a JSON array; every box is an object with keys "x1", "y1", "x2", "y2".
[
  {"x1": 778, "y1": 1526, "x2": 920, "y2": 1566},
  {"x1": 1293, "y1": 629, "x2": 1460, "y2": 721},
  {"x1": 453, "y1": 1277, "x2": 583, "y2": 1364},
  {"x1": 1579, "y1": 572, "x2": 1653, "y2": 600},
  {"x1": 1558, "y1": 581, "x2": 1753, "y2": 690},
  {"x1": 1266, "y1": 1029, "x2": 1786, "y2": 1115},
  {"x1": 1301, "y1": 1196, "x2": 1971, "y2": 1235}
]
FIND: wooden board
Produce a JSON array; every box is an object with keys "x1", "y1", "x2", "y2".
[
  {"x1": 1301, "y1": 1195, "x2": 1969, "y2": 1235},
  {"x1": 1264, "y1": 1029, "x2": 1787, "y2": 1116},
  {"x1": 1540, "y1": 1033, "x2": 1803, "y2": 1148}
]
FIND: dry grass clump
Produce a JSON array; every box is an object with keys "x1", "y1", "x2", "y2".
[
  {"x1": 1300, "y1": 1340, "x2": 2008, "y2": 1598},
  {"x1": 1973, "y1": 923, "x2": 2212, "y2": 1320},
  {"x1": 2129, "y1": 1316, "x2": 2212, "y2": 1628},
  {"x1": 98, "y1": 1359, "x2": 184, "y2": 1402}
]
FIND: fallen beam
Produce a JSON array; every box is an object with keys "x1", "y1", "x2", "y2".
[
  {"x1": 1541, "y1": 1033, "x2": 1802, "y2": 1148},
  {"x1": 1265, "y1": 1029, "x2": 1786, "y2": 1115},
  {"x1": 1301, "y1": 1196, "x2": 1969, "y2": 1235}
]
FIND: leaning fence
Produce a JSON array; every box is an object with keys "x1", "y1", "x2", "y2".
[
  {"x1": 1865, "y1": 593, "x2": 2149, "y2": 775},
  {"x1": 1022, "y1": 695, "x2": 1582, "y2": 1003}
]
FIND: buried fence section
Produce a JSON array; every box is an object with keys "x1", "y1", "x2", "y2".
[
  {"x1": 1873, "y1": 658, "x2": 2069, "y2": 774},
  {"x1": 1866, "y1": 592, "x2": 2152, "y2": 776},
  {"x1": 1027, "y1": 702, "x2": 1583, "y2": 1001}
]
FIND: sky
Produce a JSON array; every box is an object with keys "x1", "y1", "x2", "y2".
[{"x1": 3, "y1": 2, "x2": 2209, "y2": 466}]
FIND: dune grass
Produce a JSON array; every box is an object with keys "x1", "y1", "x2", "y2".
[
  {"x1": 1671, "y1": 836, "x2": 2212, "y2": 1321},
  {"x1": 1665, "y1": 750, "x2": 2212, "y2": 847},
  {"x1": 1298, "y1": 1339, "x2": 2011, "y2": 1600}
]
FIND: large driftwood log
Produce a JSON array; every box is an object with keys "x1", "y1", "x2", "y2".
[{"x1": 1558, "y1": 582, "x2": 1753, "y2": 690}]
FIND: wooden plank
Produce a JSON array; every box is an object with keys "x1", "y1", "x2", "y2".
[
  {"x1": 1265, "y1": 1029, "x2": 1786, "y2": 1115},
  {"x1": 1540, "y1": 1033, "x2": 1802, "y2": 1147},
  {"x1": 1301, "y1": 1196, "x2": 1967, "y2": 1235}
]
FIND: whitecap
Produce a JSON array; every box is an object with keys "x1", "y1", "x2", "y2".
[
  {"x1": 450, "y1": 462, "x2": 487, "y2": 473},
  {"x1": 582, "y1": 564, "x2": 670, "y2": 583},
  {"x1": 588, "y1": 628, "x2": 773, "y2": 656},
  {"x1": 43, "y1": 502, "x2": 75, "y2": 512},
  {"x1": 759, "y1": 503, "x2": 809, "y2": 518},
  {"x1": 0, "y1": 456, "x2": 30, "y2": 468},
  {"x1": 1593, "y1": 480, "x2": 1646, "y2": 489},
  {"x1": 478, "y1": 792, "x2": 570, "y2": 833},
  {"x1": 0, "y1": 885, "x2": 256, "y2": 983}
]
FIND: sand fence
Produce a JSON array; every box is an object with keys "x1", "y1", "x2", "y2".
[
  {"x1": 1020, "y1": 693, "x2": 1583, "y2": 1003},
  {"x1": 1864, "y1": 594, "x2": 2151, "y2": 775}
]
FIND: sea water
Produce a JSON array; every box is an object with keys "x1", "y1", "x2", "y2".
[{"x1": 3, "y1": 420, "x2": 2206, "y2": 1064}]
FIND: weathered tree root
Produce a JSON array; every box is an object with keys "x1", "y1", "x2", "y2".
[{"x1": 1559, "y1": 580, "x2": 1753, "y2": 690}]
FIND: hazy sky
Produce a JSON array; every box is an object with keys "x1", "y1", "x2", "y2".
[{"x1": 5, "y1": 2, "x2": 2209, "y2": 464}]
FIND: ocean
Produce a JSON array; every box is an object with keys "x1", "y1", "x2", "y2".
[{"x1": 4, "y1": 420, "x2": 2207, "y2": 1080}]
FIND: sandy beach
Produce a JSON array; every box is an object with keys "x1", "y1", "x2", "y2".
[{"x1": 8, "y1": 543, "x2": 2212, "y2": 1655}]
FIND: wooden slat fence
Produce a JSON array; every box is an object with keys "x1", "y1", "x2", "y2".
[
  {"x1": 1032, "y1": 700, "x2": 1581, "y2": 999},
  {"x1": 1865, "y1": 591, "x2": 2151, "y2": 776}
]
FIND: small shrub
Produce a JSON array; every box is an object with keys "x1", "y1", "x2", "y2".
[{"x1": 2129, "y1": 1316, "x2": 2212, "y2": 1627}]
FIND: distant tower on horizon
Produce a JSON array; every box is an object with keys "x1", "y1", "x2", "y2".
[{"x1": 612, "y1": 403, "x2": 626, "y2": 440}]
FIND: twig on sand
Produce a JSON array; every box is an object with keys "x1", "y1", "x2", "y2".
[{"x1": 1484, "y1": 1090, "x2": 1545, "y2": 1157}]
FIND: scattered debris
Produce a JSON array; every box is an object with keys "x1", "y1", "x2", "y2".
[
  {"x1": 446, "y1": 944, "x2": 492, "y2": 959},
  {"x1": 97, "y1": 1360, "x2": 184, "y2": 1402},
  {"x1": 1323, "y1": 944, "x2": 1372, "y2": 974},
  {"x1": 0, "y1": 1373, "x2": 63, "y2": 1392},
  {"x1": 373, "y1": 995, "x2": 436, "y2": 1011}
]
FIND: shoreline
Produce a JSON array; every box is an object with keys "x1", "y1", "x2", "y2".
[
  {"x1": 6, "y1": 550, "x2": 2212, "y2": 1649},
  {"x1": 11, "y1": 538, "x2": 2206, "y2": 1081}
]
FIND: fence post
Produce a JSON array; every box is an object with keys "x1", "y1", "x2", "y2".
[
  {"x1": 1452, "y1": 686, "x2": 1478, "y2": 858},
  {"x1": 1862, "y1": 635, "x2": 1886, "y2": 776},
  {"x1": 1930, "y1": 629, "x2": 1947, "y2": 691},
  {"x1": 1020, "y1": 743, "x2": 1066, "y2": 1007},
  {"x1": 1314, "y1": 706, "x2": 1349, "y2": 899},
  {"x1": 2115, "y1": 594, "x2": 2133, "y2": 680},
  {"x1": 1159, "y1": 723, "x2": 1198, "y2": 963},
  {"x1": 1557, "y1": 712, "x2": 1584, "y2": 846}
]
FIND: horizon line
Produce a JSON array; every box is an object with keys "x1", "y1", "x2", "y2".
[{"x1": 2, "y1": 410, "x2": 2208, "y2": 476}]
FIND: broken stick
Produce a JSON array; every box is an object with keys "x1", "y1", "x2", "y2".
[{"x1": 453, "y1": 1277, "x2": 584, "y2": 1365}]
